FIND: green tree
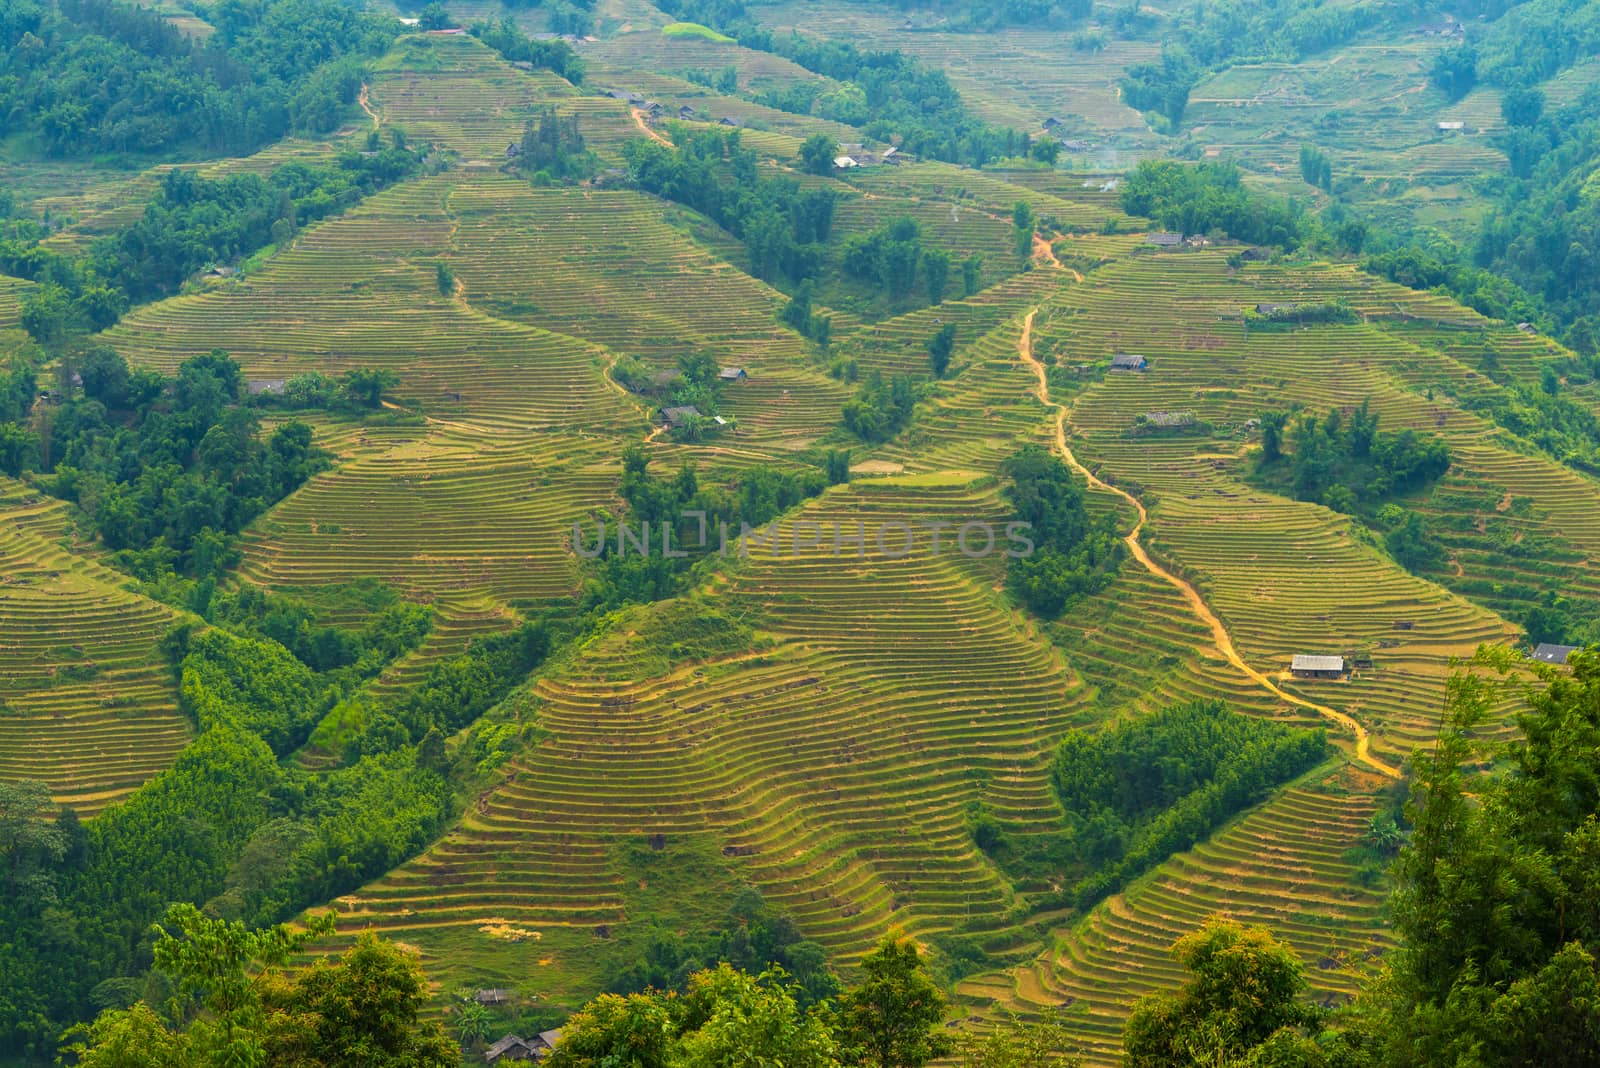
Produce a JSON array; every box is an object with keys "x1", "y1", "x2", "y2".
[
  {"x1": 65, "y1": 905, "x2": 455, "y2": 1066},
  {"x1": 0, "y1": 781, "x2": 67, "y2": 902},
  {"x1": 677, "y1": 965, "x2": 840, "y2": 1068},
  {"x1": 1369, "y1": 651, "x2": 1600, "y2": 1066},
  {"x1": 800, "y1": 134, "x2": 840, "y2": 176},
  {"x1": 1012, "y1": 200, "x2": 1036, "y2": 259},
  {"x1": 418, "y1": 3, "x2": 453, "y2": 31},
  {"x1": 1123, "y1": 917, "x2": 1320, "y2": 1067},
  {"x1": 1259, "y1": 410, "x2": 1287, "y2": 462},
  {"x1": 928, "y1": 324, "x2": 957, "y2": 378},
  {"x1": 1031, "y1": 137, "x2": 1061, "y2": 164},
  {"x1": 0, "y1": 423, "x2": 40, "y2": 478},
  {"x1": 837, "y1": 932, "x2": 953, "y2": 1068},
  {"x1": 962, "y1": 253, "x2": 983, "y2": 297},
  {"x1": 342, "y1": 368, "x2": 400, "y2": 408},
  {"x1": 825, "y1": 449, "x2": 852, "y2": 485},
  {"x1": 923, "y1": 249, "x2": 951, "y2": 306},
  {"x1": 435, "y1": 262, "x2": 455, "y2": 296}
]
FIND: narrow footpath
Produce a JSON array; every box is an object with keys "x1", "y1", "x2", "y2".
[{"x1": 1016, "y1": 308, "x2": 1401, "y2": 779}]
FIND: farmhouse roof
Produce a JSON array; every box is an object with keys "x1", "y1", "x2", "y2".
[
  {"x1": 484, "y1": 1034, "x2": 537, "y2": 1063},
  {"x1": 1516, "y1": 321, "x2": 1537, "y2": 334},
  {"x1": 1146, "y1": 231, "x2": 1183, "y2": 247},
  {"x1": 718, "y1": 367, "x2": 747, "y2": 380},
  {"x1": 1042, "y1": 116, "x2": 1062, "y2": 129},
  {"x1": 1061, "y1": 139, "x2": 1092, "y2": 151},
  {"x1": 536, "y1": 1028, "x2": 564, "y2": 1050},
  {"x1": 475, "y1": 988, "x2": 514, "y2": 1005},
  {"x1": 1532, "y1": 643, "x2": 1578, "y2": 665},
  {"x1": 678, "y1": 105, "x2": 697, "y2": 119},
  {"x1": 1437, "y1": 120, "x2": 1466, "y2": 131},
  {"x1": 511, "y1": 60, "x2": 534, "y2": 70},
  {"x1": 1142, "y1": 410, "x2": 1196, "y2": 428},
  {"x1": 1256, "y1": 302, "x2": 1299, "y2": 315},
  {"x1": 1109, "y1": 353, "x2": 1148, "y2": 370},
  {"x1": 1292, "y1": 654, "x2": 1345, "y2": 673},
  {"x1": 660, "y1": 405, "x2": 702, "y2": 427},
  {"x1": 834, "y1": 156, "x2": 860, "y2": 168},
  {"x1": 718, "y1": 117, "x2": 740, "y2": 126},
  {"x1": 246, "y1": 379, "x2": 287, "y2": 396}
]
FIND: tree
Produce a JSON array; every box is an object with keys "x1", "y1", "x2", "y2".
[
  {"x1": 1123, "y1": 917, "x2": 1320, "y2": 1067},
  {"x1": 923, "y1": 249, "x2": 951, "y2": 306},
  {"x1": 19, "y1": 284, "x2": 76, "y2": 345},
  {"x1": 1012, "y1": 200, "x2": 1036, "y2": 259},
  {"x1": 1259, "y1": 410, "x2": 1287, "y2": 463},
  {"x1": 800, "y1": 134, "x2": 839, "y2": 176},
  {"x1": 1501, "y1": 86, "x2": 1544, "y2": 128},
  {"x1": 79, "y1": 346, "x2": 131, "y2": 407},
  {"x1": 260, "y1": 933, "x2": 458, "y2": 1065},
  {"x1": 962, "y1": 253, "x2": 983, "y2": 297},
  {"x1": 1031, "y1": 137, "x2": 1061, "y2": 165},
  {"x1": 64, "y1": 905, "x2": 455, "y2": 1067},
  {"x1": 435, "y1": 262, "x2": 454, "y2": 296},
  {"x1": 0, "y1": 423, "x2": 40, "y2": 478},
  {"x1": 417, "y1": 3, "x2": 453, "y2": 31},
  {"x1": 343, "y1": 368, "x2": 400, "y2": 408},
  {"x1": 1429, "y1": 44, "x2": 1477, "y2": 101},
  {"x1": 928, "y1": 324, "x2": 956, "y2": 378},
  {"x1": 0, "y1": 781, "x2": 67, "y2": 903},
  {"x1": 837, "y1": 932, "x2": 953, "y2": 1068},
  {"x1": 1369, "y1": 651, "x2": 1600, "y2": 1066},
  {"x1": 677, "y1": 965, "x2": 840, "y2": 1068},
  {"x1": 825, "y1": 449, "x2": 851, "y2": 485}
]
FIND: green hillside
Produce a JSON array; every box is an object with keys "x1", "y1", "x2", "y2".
[{"x1": 1, "y1": 1, "x2": 1598, "y2": 1064}]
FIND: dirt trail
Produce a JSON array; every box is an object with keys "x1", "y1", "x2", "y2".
[
  {"x1": 630, "y1": 108, "x2": 674, "y2": 148},
  {"x1": 359, "y1": 84, "x2": 380, "y2": 129},
  {"x1": 1016, "y1": 309, "x2": 1400, "y2": 780},
  {"x1": 1030, "y1": 233, "x2": 1084, "y2": 281}
]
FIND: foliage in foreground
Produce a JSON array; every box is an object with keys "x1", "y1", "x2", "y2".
[
  {"x1": 64, "y1": 905, "x2": 455, "y2": 1067},
  {"x1": 1125, "y1": 651, "x2": 1600, "y2": 1067}
]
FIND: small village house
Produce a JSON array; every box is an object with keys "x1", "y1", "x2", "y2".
[
  {"x1": 1291, "y1": 654, "x2": 1346, "y2": 679},
  {"x1": 1145, "y1": 232, "x2": 1184, "y2": 248},
  {"x1": 718, "y1": 367, "x2": 748, "y2": 381},
  {"x1": 659, "y1": 405, "x2": 702, "y2": 429},
  {"x1": 1532, "y1": 642, "x2": 1578, "y2": 666},
  {"x1": 1109, "y1": 353, "x2": 1149, "y2": 372}
]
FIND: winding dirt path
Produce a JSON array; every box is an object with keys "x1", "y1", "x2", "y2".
[
  {"x1": 630, "y1": 108, "x2": 674, "y2": 148},
  {"x1": 1016, "y1": 309, "x2": 1400, "y2": 779},
  {"x1": 358, "y1": 84, "x2": 380, "y2": 130}
]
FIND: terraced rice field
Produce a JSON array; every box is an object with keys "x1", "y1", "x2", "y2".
[
  {"x1": 0, "y1": 275, "x2": 33, "y2": 329},
  {"x1": 103, "y1": 176, "x2": 634, "y2": 436},
  {"x1": 238, "y1": 433, "x2": 618, "y2": 608},
  {"x1": 960, "y1": 771, "x2": 1391, "y2": 1065},
  {"x1": 0, "y1": 480, "x2": 189, "y2": 815},
  {"x1": 16, "y1": 26, "x2": 1593, "y2": 1056},
  {"x1": 369, "y1": 34, "x2": 598, "y2": 160},
  {"x1": 327, "y1": 474, "x2": 1098, "y2": 982}
]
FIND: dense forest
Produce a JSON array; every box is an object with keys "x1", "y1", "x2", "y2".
[{"x1": 0, "y1": 0, "x2": 397, "y2": 157}]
